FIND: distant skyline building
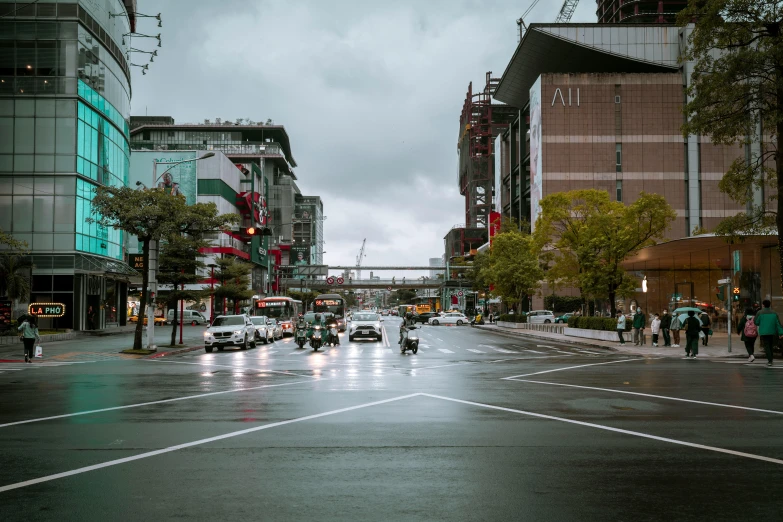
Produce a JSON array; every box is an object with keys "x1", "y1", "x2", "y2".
[{"x1": 429, "y1": 257, "x2": 444, "y2": 279}]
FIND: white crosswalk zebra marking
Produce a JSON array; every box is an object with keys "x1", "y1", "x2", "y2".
[
  {"x1": 466, "y1": 349, "x2": 485, "y2": 353},
  {"x1": 492, "y1": 348, "x2": 516, "y2": 354}
]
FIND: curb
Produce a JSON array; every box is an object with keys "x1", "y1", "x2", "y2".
[
  {"x1": 475, "y1": 325, "x2": 746, "y2": 359},
  {"x1": 145, "y1": 344, "x2": 204, "y2": 359}
]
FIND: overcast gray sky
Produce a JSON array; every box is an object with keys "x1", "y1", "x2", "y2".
[{"x1": 130, "y1": 0, "x2": 598, "y2": 271}]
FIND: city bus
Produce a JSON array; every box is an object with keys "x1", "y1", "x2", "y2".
[
  {"x1": 313, "y1": 293, "x2": 347, "y2": 331},
  {"x1": 415, "y1": 304, "x2": 431, "y2": 314},
  {"x1": 252, "y1": 297, "x2": 302, "y2": 336},
  {"x1": 398, "y1": 304, "x2": 416, "y2": 317}
]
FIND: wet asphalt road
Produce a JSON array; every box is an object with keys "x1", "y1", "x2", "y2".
[{"x1": 1, "y1": 316, "x2": 783, "y2": 521}]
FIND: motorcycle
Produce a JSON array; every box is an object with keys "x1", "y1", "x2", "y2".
[
  {"x1": 399, "y1": 325, "x2": 419, "y2": 354},
  {"x1": 295, "y1": 324, "x2": 308, "y2": 349},
  {"x1": 325, "y1": 321, "x2": 340, "y2": 346},
  {"x1": 309, "y1": 325, "x2": 323, "y2": 351},
  {"x1": 470, "y1": 314, "x2": 485, "y2": 326}
]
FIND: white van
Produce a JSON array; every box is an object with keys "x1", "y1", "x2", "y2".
[{"x1": 167, "y1": 309, "x2": 208, "y2": 326}]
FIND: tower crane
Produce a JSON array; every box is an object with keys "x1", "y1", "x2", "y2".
[
  {"x1": 355, "y1": 238, "x2": 366, "y2": 280},
  {"x1": 517, "y1": 0, "x2": 580, "y2": 40}
]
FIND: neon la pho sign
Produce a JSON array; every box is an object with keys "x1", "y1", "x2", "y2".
[{"x1": 28, "y1": 302, "x2": 66, "y2": 318}]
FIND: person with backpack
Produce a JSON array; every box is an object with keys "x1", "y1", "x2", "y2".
[
  {"x1": 699, "y1": 311, "x2": 711, "y2": 346},
  {"x1": 753, "y1": 299, "x2": 783, "y2": 367},
  {"x1": 738, "y1": 307, "x2": 758, "y2": 362}
]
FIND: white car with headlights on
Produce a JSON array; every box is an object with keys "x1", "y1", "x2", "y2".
[
  {"x1": 349, "y1": 312, "x2": 383, "y2": 342},
  {"x1": 204, "y1": 315, "x2": 256, "y2": 352},
  {"x1": 250, "y1": 316, "x2": 274, "y2": 344}
]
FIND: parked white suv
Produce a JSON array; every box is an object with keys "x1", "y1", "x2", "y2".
[
  {"x1": 204, "y1": 314, "x2": 256, "y2": 352},
  {"x1": 527, "y1": 310, "x2": 556, "y2": 324}
]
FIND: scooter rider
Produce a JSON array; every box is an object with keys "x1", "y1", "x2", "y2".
[
  {"x1": 325, "y1": 313, "x2": 340, "y2": 345},
  {"x1": 308, "y1": 313, "x2": 325, "y2": 339},
  {"x1": 400, "y1": 311, "x2": 414, "y2": 343}
]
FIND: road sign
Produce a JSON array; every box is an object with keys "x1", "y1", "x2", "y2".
[
  {"x1": 457, "y1": 291, "x2": 464, "y2": 297},
  {"x1": 387, "y1": 286, "x2": 392, "y2": 291},
  {"x1": 718, "y1": 278, "x2": 730, "y2": 285},
  {"x1": 733, "y1": 251, "x2": 741, "y2": 275},
  {"x1": 326, "y1": 276, "x2": 335, "y2": 285},
  {"x1": 336, "y1": 276, "x2": 344, "y2": 285}
]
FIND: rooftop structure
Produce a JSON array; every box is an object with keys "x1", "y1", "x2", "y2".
[{"x1": 596, "y1": 0, "x2": 688, "y2": 24}]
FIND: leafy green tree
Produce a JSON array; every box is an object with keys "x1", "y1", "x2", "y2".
[
  {"x1": 535, "y1": 190, "x2": 676, "y2": 315},
  {"x1": 90, "y1": 186, "x2": 237, "y2": 349},
  {"x1": 213, "y1": 257, "x2": 254, "y2": 315},
  {"x1": 678, "y1": 0, "x2": 783, "y2": 285},
  {"x1": 0, "y1": 227, "x2": 28, "y2": 254},
  {"x1": 466, "y1": 250, "x2": 491, "y2": 292},
  {"x1": 0, "y1": 254, "x2": 33, "y2": 316},
  {"x1": 484, "y1": 227, "x2": 543, "y2": 313}
]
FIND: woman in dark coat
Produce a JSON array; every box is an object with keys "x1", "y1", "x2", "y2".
[{"x1": 737, "y1": 307, "x2": 758, "y2": 362}]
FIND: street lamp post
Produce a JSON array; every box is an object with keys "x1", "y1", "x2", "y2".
[
  {"x1": 146, "y1": 152, "x2": 215, "y2": 351},
  {"x1": 208, "y1": 263, "x2": 217, "y2": 323}
]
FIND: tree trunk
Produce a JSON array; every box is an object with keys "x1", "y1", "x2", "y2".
[
  {"x1": 134, "y1": 239, "x2": 150, "y2": 350},
  {"x1": 170, "y1": 297, "x2": 178, "y2": 346},
  {"x1": 777, "y1": 79, "x2": 783, "y2": 297}
]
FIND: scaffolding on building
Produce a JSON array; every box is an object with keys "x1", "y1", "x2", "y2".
[{"x1": 458, "y1": 72, "x2": 517, "y2": 230}]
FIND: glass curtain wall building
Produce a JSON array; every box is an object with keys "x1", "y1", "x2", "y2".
[{"x1": 0, "y1": 0, "x2": 136, "y2": 330}]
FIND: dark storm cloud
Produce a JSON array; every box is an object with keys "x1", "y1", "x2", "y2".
[{"x1": 130, "y1": 0, "x2": 598, "y2": 267}]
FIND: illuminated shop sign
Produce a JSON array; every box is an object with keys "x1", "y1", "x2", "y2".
[
  {"x1": 315, "y1": 299, "x2": 342, "y2": 306},
  {"x1": 28, "y1": 302, "x2": 66, "y2": 318}
]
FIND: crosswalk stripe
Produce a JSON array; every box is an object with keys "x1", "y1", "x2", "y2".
[
  {"x1": 466, "y1": 349, "x2": 484, "y2": 353},
  {"x1": 525, "y1": 349, "x2": 545, "y2": 354},
  {"x1": 492, "y1": 348, "x2": 516, "y2": 353},
  {"x1": 438, "y1": 348, "x2": 454, "y2": 354}
]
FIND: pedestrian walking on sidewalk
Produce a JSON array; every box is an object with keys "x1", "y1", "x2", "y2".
[
  {"x1": 738, "y1": 307, "x2": 758, "y2": 362},
  {"x1": 632, "y1": 308, "x2": 646, "y2": 345},
  {"x1": 651, "y1": 314, "x2": 661, "y2": 346},
  {"x1": 660, "y1": 310, "x2": 672, "y2": 346},
  {"x1": 17, "y1": 315, "x2": 39, "y2": 363},
  {"x1": 670, "y1": 312, "x2": 682, "y2": 348},
  {"x1": 684, "y1": 310, "x2": 701, "y2": 359},
  {"x1": 616, "y1": 311, "x2": 626, "y2": 345},
  {"x1": 699, "y1": 311, "x2": 711, "y2": 346},
  {"x1": 488, "y1": 312, "x2": 494, "y2": 324},
  {"x1": 753, "y1": 300, "x2": 783, "y2": 367}
]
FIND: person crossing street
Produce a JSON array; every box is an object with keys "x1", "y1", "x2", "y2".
[
  {"x1": 753, "y1": 300, "x2": 782, "y2": 367},
  {"x1": 684, "y1": 310, "x2": 702, "y2": 359}
]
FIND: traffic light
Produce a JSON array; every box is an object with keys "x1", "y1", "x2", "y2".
[
  {"x1": 715, "y1": 286, "x2": 725, "y2": 301},
  {"x1": 732, "y1": 287, "x2": 740, "y2": 301},
  {"x1": 245, "y1": 227, "x2": 256, "y2": 236}
]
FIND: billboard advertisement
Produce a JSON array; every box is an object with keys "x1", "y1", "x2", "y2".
[
  {"x1": 529, "y1": 76, "x2": 543, "y2": 231},
  {"x1": 128, "y1": 150, "x2": 198, "y2": 206},
  {"x1": 291, "y1": 245, "x2": 310, "y2": 280}
]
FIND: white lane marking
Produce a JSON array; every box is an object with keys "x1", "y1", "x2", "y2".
[
  {"x1": 149, "y1": 360, "x2": 319, "y2": 379},
  {"x1": 0, "y1": 393, "x2": 420, "y2": 493},
  {"x1": 503, "y1": 358, "x2": 652, "y2": 379},
  {"x1": 537, "y1": 345, "x2": 555, "y2": 348},
  {"x1": 466, "y1": 349, "x2": 485, "y2": 353},
  {"x1": 436, "y1": 338, "x2": 445, "y2": 342},
  {"x1": 525, "y1": 349, "x2": 545, "y2": 354},
  {"x1": 510, "y1": 379, "x2": 783, "y2": 415},
  {"x1": 420, "y1": 393, "x2": 783, "y2": 466},
  {"x1": 437, "y1": 348, "x2": 455, "y2": 354},
  {"x1": 289, "y1": 351, "x2": 305, "y2": 356},
  {"x1": 492, "y1": 348, "x2": 516, "y2": 354},
  {"x1": 0, "y1": 380, "x2": 311, "y2": 429},
  {"x1": 574, "y1": 349, "x2": 604, "y2": 355},
  {"x1": 382, "y1": 325, "x2": 391, "y2": 347}
]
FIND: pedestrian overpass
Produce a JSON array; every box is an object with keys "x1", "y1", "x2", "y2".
[{"x1": 276, "y1": 264, "x2": 467, "y2": 291}]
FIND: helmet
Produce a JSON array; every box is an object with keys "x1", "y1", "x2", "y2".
[
  {"x1": 406, "y1": 312, "x2": 413, "y2": 319},
  {"x1": 315, "y1": 314, "x2": 322, "y2": 322}
]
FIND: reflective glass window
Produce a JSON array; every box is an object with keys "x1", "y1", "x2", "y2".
[
  {"x1": 35, "y1": 117, "x2": 55, "y2": 154},
  {"x1": 14, "y1": 117, "x2": 34, "y2": 153}
]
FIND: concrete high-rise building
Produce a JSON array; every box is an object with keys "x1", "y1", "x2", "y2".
[
  {"x1": 429, "y1": 257, "x2": 444, "y2": 279},
  {"x1": 129, "y1": 117, "x2": 303, "y2": 295},
  {"x1": 0, "y1": 0, "x2": 137, "y2": 330},
  {"x1": 596, "y1": 0, "x2": 687, "y2": 24}
]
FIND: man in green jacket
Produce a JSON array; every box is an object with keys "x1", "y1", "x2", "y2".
[
  {"x1": 753, "y1": 299, "x2": 782, "y2": 367},
  {"x1": 684, "y1": 310, "x2": 702, "y2": 358},
  {"x1": 632, "y1": 308, "x2": 646, "y2": 345}
]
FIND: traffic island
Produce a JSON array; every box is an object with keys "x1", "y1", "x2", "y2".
[{"x1": 120, "y1": 348, "x2": 158, "y2": 355}]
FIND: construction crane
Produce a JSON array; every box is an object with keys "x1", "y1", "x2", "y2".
[
  {"x1": 355, "y1": 238, "x2": 366, "y2": 280},
  {"x1": 518, "y1": 0, "x2": 579, "y2": 40},
  {"x1": 554, "y1": 0, "x2": 580, "y2": 23}
]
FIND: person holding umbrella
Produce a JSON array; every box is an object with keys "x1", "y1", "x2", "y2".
[{"x1": 684, "y1": 310, "x2": 702, "y2": 359}]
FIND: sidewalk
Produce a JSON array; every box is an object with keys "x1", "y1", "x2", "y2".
[
  {"x1": 0, "y1": 324, "x2": 207, "y2": 363},
  {"x1": 476, "y1": 324, "x2": 753, "y2": 358}
]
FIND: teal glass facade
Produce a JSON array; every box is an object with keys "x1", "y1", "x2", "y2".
[{"x1": 75, "y1": 177, "x2": 122, "y2": 259}]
